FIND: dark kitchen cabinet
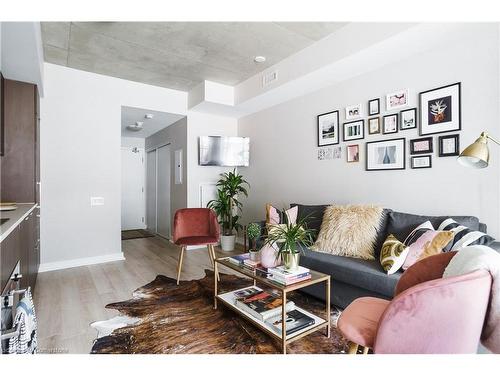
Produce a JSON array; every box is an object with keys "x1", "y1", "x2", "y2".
[{"x1": 1, "y1": 226, "x2": 20, "y2": 291}]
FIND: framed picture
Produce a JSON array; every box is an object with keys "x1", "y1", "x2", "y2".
[
  {"x1": 366, "y1": 138, "x2": 406, "y2": 171},
  {"x1": 317, "y1": 110, "x2": 339, "y2": 147},
  {"x1": 317, "y1": 146, "x2": 342, "y2": 161},
  {"x1": 438, "y1": 134, "x2": 460, "y2": 157},
  {"x1": 400, "y1": 108, "x2": 417, "y2": 130},
  {"x1": 368, "y1": 117, "x2": 380, "y2": 135},
  {"x1": 386, "y1": 89, "x2": 409, "y2": 111},
  {"x1": 368, "y1": 98, "x2": 380, "y2": 116},
  {"x1": 345, "y1": 104, "x2": 362, "y2": 120},
  {"x1": 383, "y1": 114, "x2": 398, "y2": 134},
  {"x1": 347, "y1": 144, "x2": 360, "y2": 163},
  {"x1": 0, "y1": 73, "x2": 4, "y2": 157},
  {"x1": 410, "y1": 137, "x2": 433, "y2": 155},
  {"x1": 419, "y1": 82, "x2": 461, "y2": 136},
  {"x1": 411, "y1": 155, "x2": 432, "y2": 169},
  {"x1": 343, "y1": 120, "x2": 364, "y2": 141}
]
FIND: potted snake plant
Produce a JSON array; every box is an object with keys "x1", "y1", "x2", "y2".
[
  {"x1": 263, "y1": 217, "x2": 314, "y2": 270},
  {"x1": 207, "y1": 169, "x2": 249, "y2": 251}
]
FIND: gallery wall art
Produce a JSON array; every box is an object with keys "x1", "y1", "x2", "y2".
[
  {"x1": 317, "y1": 110, "x2": 339, "y2": 147},
  {"x1": 419, "y1": 82, "x2": 461, "y2": 136},
  {"x1": 366, "y1": 138, "x2": 406, "y2": 171}
]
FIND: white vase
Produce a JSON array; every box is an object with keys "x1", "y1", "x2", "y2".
[{"x1": 220, "y1": 235, "x2": 236, "y2": 252}]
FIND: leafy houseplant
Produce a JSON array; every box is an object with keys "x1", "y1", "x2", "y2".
[
  {"x1": 247, "y1": 223, "x2": 262, "y2": 261},
  {"x1": 263, "y1": 217, "x2": 314, "y2": 270},
  {"x1": 207, "y1": 169, "x2": 249, "y2": 251}
]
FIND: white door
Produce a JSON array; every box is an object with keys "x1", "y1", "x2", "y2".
[
  {"x1": 156, "y1": 145, "x2": 171, "y2": 238},
  {"x1": 121, "y1": 147, "x2": 146, "y2": 230},
  {"x1": 146, "y1": 149, "x2": 157, "y2": 233}
]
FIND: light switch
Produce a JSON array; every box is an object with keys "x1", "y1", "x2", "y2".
[{"x1": 90, "y1": 197, "x2": 105, "y2": 206}]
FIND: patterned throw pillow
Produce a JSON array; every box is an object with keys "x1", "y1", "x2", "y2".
[
  {"x1": 402, "y1": 221, "x2": 454, "y2": 270},
  {"x1": 437, "y1": 218, "x2": 495, "y2": 250},
  {"x1": 265, "y1": 204, "x2": 298, "y2": 226},
  {"x1": 380, "y1": 234, "x2": 409, "y2": 275}
]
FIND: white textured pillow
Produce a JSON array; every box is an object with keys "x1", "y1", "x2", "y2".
[{"x1": 311, "y1": 205, "x2": 383, "y2": 260}]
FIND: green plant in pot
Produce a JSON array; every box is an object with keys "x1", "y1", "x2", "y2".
[
  {"x1": 247, "y1": 223, "x2": 262, "y2": 261},
  {"x1": 207, "y1": 169, "x2": 249, "y2": 252},
  {"x1": 264, "y1": 217, "x2": 314, "y2": 270}
]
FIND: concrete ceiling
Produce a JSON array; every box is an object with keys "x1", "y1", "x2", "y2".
[
  {"x1": 41, "y1": 22, "x2": 347, "y2": 91},
  {"x1": 121, "y1": 106, "x2": 185, "y2": 138}
]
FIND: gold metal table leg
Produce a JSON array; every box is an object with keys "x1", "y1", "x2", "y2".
[
  {"x1": 282, "y1": 290, "x2": 287, "y2": 354},
  {"x1": 326, "y1": 277, "x2": 331, "y2": 338},
  {"x1": 214, "y1": 261, "x2": 218, "y2": 309}
]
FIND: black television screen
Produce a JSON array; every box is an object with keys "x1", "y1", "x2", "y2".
[{"x1": 199, "y1": 136, "x2": 249, "y2": 167}]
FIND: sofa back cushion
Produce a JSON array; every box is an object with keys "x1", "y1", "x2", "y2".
[
  {"x1": 290, "y1": 203, "x2": 329, "y2": 240},
  {"x1": 386, "y1": 211, "x2": 480, "y2": 245}
]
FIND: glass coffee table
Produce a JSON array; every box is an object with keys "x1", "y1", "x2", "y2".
[{"x1": 214, "y1": 257, "x2": 331, "y2": 354}]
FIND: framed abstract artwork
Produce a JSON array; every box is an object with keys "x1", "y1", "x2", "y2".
[
  {"x1": 368, "y1": 98, "x2": 380, "y2": 116},
  {"x1": 343, "y1": 120, "x2": 364, "y2": 141},
  {"x1": 345, "y1": 103, "x2": 362, "y2": 120},
  {"x1": 411, "y1": 155, "x2": 432, "y2": 169},
  {"x1": 400, "y1": 108, "x2": 417, "y2": 130},
  {"x1": 366, "y1": 138, "x2": 406, "y2": 171},
  {"x1": 410, "y1": 137, "x2": 433, "y2": 155},
  {"x1": 438, "y1": 134, "x2": 460, "y2": 157},
  {"x1": 419, "y1": 82, "x2": 461, "y2": 136},
  {"x1": 317, "y1": 110, "x2": 339, "y2": 147},
  {"x1": 368, "y1": 117, "x2": 381, "y2": 135},
  {"x1": 383, "y1": 114, "x2": 398, "y2": 134},
  {"x1": 347, "y1": 144, "x2": 360, "y2": 163},
  {"x1": 386, "y1": 89, "x2": 409, "y2": 111}
]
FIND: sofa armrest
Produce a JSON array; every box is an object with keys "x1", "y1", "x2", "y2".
[{"x1": 489, "y1": 241, "x2": 500, "y2": 253}]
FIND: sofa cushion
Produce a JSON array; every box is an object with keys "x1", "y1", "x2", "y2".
[
  {"x1": 386, "y1": 211, "x2": 480, "y2": 243},
  {"x1": 290, "y1": 203, "x2": 330, "y2": 240},
  {"x1": 300, "y1": 247, "x2": 400, "y2": 297}
]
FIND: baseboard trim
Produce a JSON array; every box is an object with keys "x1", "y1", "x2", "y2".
[{"x1": 38, "y1": 252, "x2": 126, "y2": 273}]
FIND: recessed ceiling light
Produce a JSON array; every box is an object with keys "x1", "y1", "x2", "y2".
[
  {"x1": 254, "y1": 56, "x2": 266, "y2": 63},
  {"x1": 126, "y1": 121, "x2": 143, "y2": 131},
  {"x1": 145, "y1": 114, "x2": 154, "y2": 119}
]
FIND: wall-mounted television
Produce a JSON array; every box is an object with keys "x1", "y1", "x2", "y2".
[{"x1": 199, "y1": 136, "x2": 249, "y2": 167}]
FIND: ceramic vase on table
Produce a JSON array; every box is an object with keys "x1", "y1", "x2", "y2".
[{"x1": 260, "y1": 244, "x2": 281, "y2": 268}]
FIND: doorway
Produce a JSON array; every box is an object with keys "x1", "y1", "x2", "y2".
[{"x1": 121, "y1": 146, "x2": 145, "y2": 230}]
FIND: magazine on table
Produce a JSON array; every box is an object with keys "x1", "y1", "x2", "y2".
[
  {"x1": 234, "y1": 288, "x2": 295, "y2": 321},
  {"x1": 267, "y1": 309, "x2": 316, "y2": 335}
]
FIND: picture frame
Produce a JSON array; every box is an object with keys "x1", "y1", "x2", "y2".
[
  {"x1": 438, "y1": 134, "x2": 460, "y2": 157},
  {"x1": 410, "y1": 137, "x2": 433, "y2": 155},
  {"x1": 347, "y1": 144, "x2": 360, "y2": 163},
  {"x1": 368, "y1": 117, "x2": 381, "y2": 135},
  {"x1": 383, "y1": 114, "x2": 398, "y2": 134},
  {"x1": 317, "y1": 110, "x2": 339, "y2": 147},
  {"x1": 345, "y1": 103, "x2": 362, "y2": 120},
  {"x1": 366, "y1": 138, "x2": 406, "y2": 171},
  {"x1": 0, "y1": 73, "x2": 4, "y2": 157},
  {"x1": 386, "y1": 89, "x2": 409, "y2": 111},
  {"x1": 419, "y1": 82, "x2": 461, "y2": 136},
  {"x1": 400, "y1": 108, "x2": 417, "y2": 130},
  {"x1": 411, "y1": 155, "x2": 432, "y2": 169},
  {"x1": 343, "y1": 119, "x2": 365, "y2": 141},
  {"x1": 368, "y1": 98, "x2": 380, "y2": 116}
]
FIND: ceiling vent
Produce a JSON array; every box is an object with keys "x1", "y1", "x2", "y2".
[{"x1": 262, "y1": 70, "x2": 278, "y2": 87}]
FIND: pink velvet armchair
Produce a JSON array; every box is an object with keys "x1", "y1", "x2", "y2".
[
  {"x1": 338, "y1": 252, "x2": 492, "y2": 354},
  {"x1": 173, "y1": 208, "x2": 220, "y2": 285}
]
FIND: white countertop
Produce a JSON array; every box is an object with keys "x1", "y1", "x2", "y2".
[{"x1": 0, "y1": 203, "x2": 38, "y2": 242}]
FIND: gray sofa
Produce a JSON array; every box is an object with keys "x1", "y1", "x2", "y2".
[{"x1": 253, "y1": 203, "x2": 500, "y2": 309}]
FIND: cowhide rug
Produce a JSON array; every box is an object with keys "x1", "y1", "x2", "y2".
[{"x1": 90, "y1": 270, "x2": 348, "y2": 354}]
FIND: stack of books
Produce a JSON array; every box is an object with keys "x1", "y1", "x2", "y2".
[
  {"x1": 227, "y1": 253, "x2": 261, "y2": 270},
  {"x1": 233, "y1": 287, "x2": 295, "y2": 321},
  {"x1": 267, "y1": 266, "x2": 311, "y2": 286},
  {"x1": 267, "y1": 310, "x2": 316, "y2": 335}
]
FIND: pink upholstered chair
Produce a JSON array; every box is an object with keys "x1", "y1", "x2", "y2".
[
  {"x1": 337, "y1": 252, "x2": 492, "y2": 354},
  {"x1": 173, "y1": 208, "x2": 220, "y2": 285}
]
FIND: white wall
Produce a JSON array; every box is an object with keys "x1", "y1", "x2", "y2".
[
  {"x1": 238, "y1": 24, "x2": 500, "y2": 238},
  {"x1": 40, "y1": 63, "x2": 187, "y2": 269},
  {"x1": 121, "y1": 137, "x2": 145, "y2": 148},
  {"x1": 186, "y1": 112, "x2": 238, "y2": 207}
]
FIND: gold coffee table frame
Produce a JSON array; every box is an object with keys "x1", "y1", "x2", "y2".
[{"x1": 214, "y1": 257, "x2": 331, "y2": 354}]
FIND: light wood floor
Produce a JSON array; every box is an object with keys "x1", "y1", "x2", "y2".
[{"x1": 33, "y1": 236, "x2": 243, "y2": 354}]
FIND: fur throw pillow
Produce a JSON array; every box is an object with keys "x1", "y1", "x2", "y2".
[{"x1": 311, "y1": 204, "x2": 383, "y2": 260}]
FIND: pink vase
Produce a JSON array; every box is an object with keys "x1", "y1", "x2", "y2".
[{"x1": 260, "y1": 244, "x2": 281, "y2": 268}]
